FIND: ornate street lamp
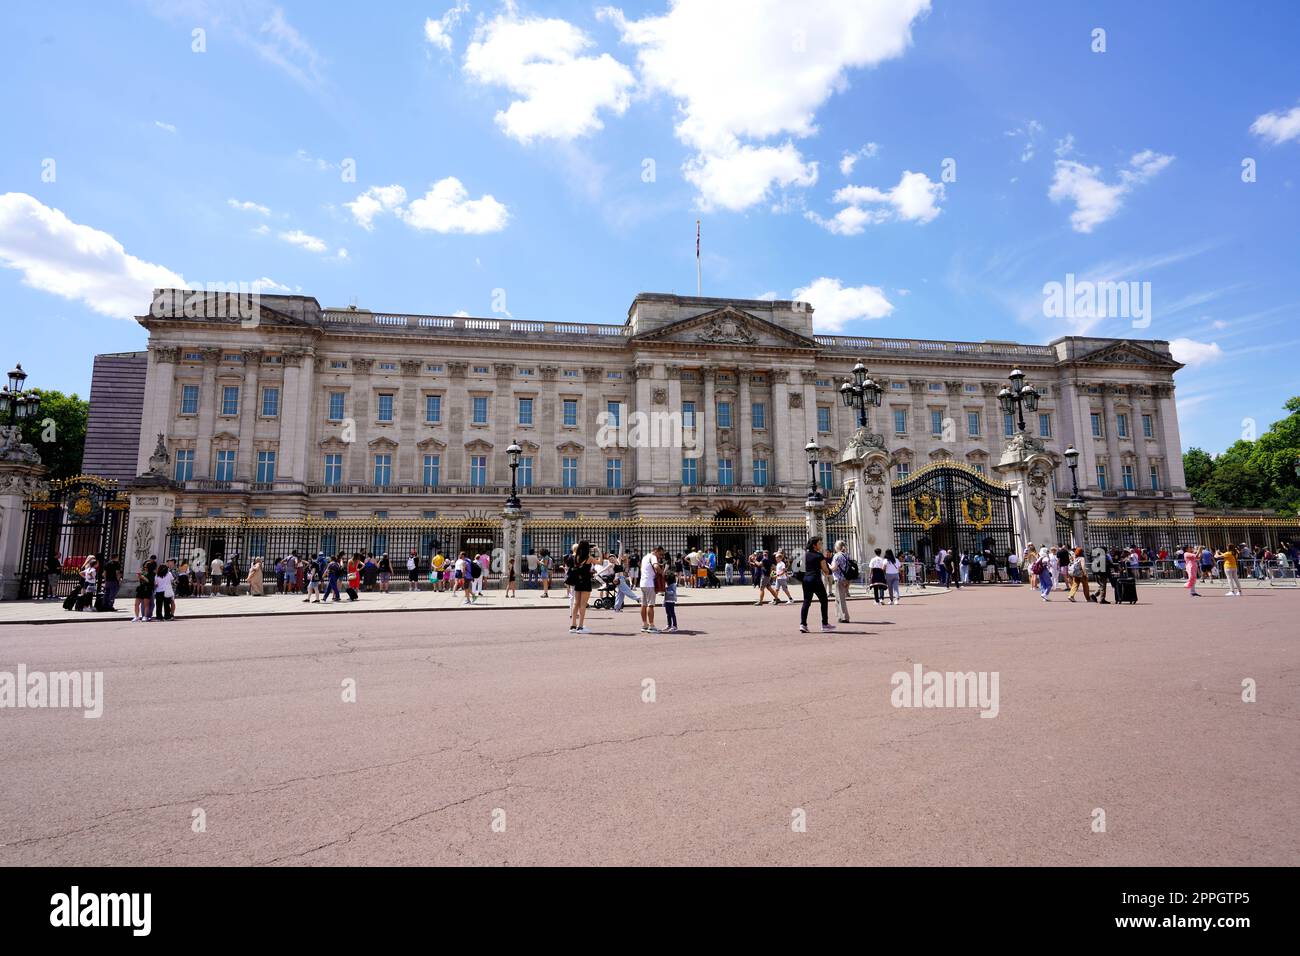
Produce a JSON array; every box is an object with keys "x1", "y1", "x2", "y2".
[
  {"x1": 505, "y1": 439, "x2": 522, "y2": 511},
  {"x1": 1064, "y1": 445, "x2": 1082, "y2": 502},
  {"x1": 805, "y1": 436, "x2": 822, "y2": 503},
  {"x1": 997, "y1": 367, "x2": 1039, "y2": 434},
  {"x1": 0, "y1": 363, "x2": 41, "y2": 427},
  {"x1": 839, "y1": 358, "x2": 883, "y2": 429}
]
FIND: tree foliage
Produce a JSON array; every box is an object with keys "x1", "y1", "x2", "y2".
[
  {"x1": 1183, "y1": 396, "x2": 1300, "y2": 514},
  {"x1": 16, "y1": 389, "x2": 89, "y2": 481}
]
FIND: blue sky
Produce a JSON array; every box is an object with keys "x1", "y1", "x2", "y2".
[{"x1": 2, "y1": 0, "x2": 1297, "y2": 454}]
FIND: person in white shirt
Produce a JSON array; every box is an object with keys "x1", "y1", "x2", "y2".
[
  {"x1": 883, "y1": 549, "x2": 902, "y2": 605},
  {"x1": 209, "y1": 557, "x2": 224, "y2": 596},
  {"x1": 868, "y1": 548, "x2": 888, "y2": 604},
  {"x1": 639, "y1": 547, "x2": 662, "y2": 633},
  {"x1": 772, "y1": 552, "x2": 793, "y2": 604}
]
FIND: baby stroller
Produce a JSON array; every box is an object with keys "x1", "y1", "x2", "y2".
[{"x1": 590, "y1": 572, "x2": 618, "y2": 610}]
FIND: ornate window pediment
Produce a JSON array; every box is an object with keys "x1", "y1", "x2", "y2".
[
  {"x1": 416, "y1": 437, "x2": 447, "y2": 451},
  {"x1": 367, "y1": 436, "x2": 399, "y2": 449},
  {"x1": 465, "y1": 438, "x2": 494, "y2": 453}
]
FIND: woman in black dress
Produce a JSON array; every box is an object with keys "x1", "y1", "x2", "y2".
[
  {"x1": 568, "y1": 540, "x2": 596, "y2": 633},
  {"x1": 799, "y1": 536, "x2": 835, "y2": 633}
]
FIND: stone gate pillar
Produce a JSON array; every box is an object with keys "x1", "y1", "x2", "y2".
[
  {"x1": 836, "y1": 427, "x2": 893, "y2": 560},
  {"x1": 123, "y1": 434, "x2": 178, "y2": 578},
  {"x1": 500, "y1": 505, "x2": 523, "y2": 589},
  {"x1": 0, "y1": 427, "x2": 48, "y2": 600},
  {"x1": 993, "y1": 432, "x2": 1059, "y2": 551}
]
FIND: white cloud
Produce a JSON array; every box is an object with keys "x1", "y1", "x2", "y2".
[
  {"x1": 463, "y1": 10, "x2": 635, "y2": 144},
  {"x1": 401, "y1": 178, "x2": 509, "y2": 234},
  {"x1": 0, "y1": 192, "x2": 185, "y2": 319},
  {"x1": 278, "y1": 229, "x2": 328, "y2": 253},
  {"x1": 839, "y1": 142, "x2": 879, "y2": 176},
  {"x1": 1250, "y1": 102, "x2": 1300, "y2": 145},
  {"x1": 1004, "y1": 119, "x2": 1043, "y2": 162},
  {"x1": 227, "y1": 198, "x2": 270, "y2": 216},
  {"x1": 792, "y1": 276, "x2": 894, "y2": 332},
  {"x1": 424, "y1": 1, "x2": 469, "y2": 53},
  {"x1": 154, "y1": 120, "x2": 177, "y2": 133},
  {"x1": 684, "y1": 142, "x2": 817, "y2": 213},
  {"x1": 345, "y1": 185, "x2": 408, "y2": 231},
  {"x1": 1048, "y1": 146, "x2": 1173, "y2": 233},
  {"x1": 809, "y1": 169, "x2": 944, "y2": 234},
  {"x1": 1169, "y1": 338, "x2": 1224, "y2": 368},
  {"x1": 335, "y1": 247, "x2": 348, "y2": 260},
  {"x1": 604, "y1": 0, "x2": 930, "y2": 211},
  {"x1": 252, "y1": 224, "x2": 270, "y2": 235},
  {"x1": 452, "y1": 309, "x2": 470, "y2": 317},
  {"x1": 249, "y1": 277, "x2": 296, "y2": 293}
]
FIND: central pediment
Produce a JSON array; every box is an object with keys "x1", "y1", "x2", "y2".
[
  {"x1": 629, "y1": 306, "x2": 821, "y2": 350},
  {"x1": 1070, "y1": 341, "x2": 1182, "y2": 370}
]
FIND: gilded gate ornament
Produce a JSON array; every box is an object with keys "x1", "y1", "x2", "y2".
[
  {"x1": 908, "y1": 492, "x2": 941, "y2": 530},
  {"x1": 961, "y1": 493, "x2": 993, "y2": 530}
]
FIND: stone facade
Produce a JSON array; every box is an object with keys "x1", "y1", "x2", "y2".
[{"x1": 130, "y1": 291, "x2": 1194, "y2": 521}]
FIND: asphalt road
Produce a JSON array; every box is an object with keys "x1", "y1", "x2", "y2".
[{"x1": 2, "y1": 586, "x2": 1296, "y2": 865}]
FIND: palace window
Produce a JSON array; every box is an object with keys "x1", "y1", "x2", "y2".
[
  {"x1": 682, "y1": 401, "x2": 696, "y2": 428},
  {"x1": 752, "y1": 402, "x2": 766, "y2": 429},
  {"x1": 1004, "y1": 413, "x2": 1014, "y2": 437},
  {"x1": 425, "y1": 395, "x2": 442, "y2": 424},
  {"x1": 1150, "y1": 464, "x2": 1161, "y2": 490},
  {"x1": 682, "y1": 457, "x2": 697, "y2": 486},
  {"x1": 818, "y1": 462, "x2": 834, "y2": 490},
  {"x1": 1038, "y1": 413, "x2": 1051, "y2": 438},
  {"x1": 1122, "y1": 464, "x2": 1135, "y2": 491},
  {"x1": 182, "y1": 351, "x2": 202, "y2": 362},
  {"x1": 563, "y1": 369, "x2": 579, "y2": 378},
  {"x1": 214, "y1": 450, "x2": 236, "y2": 482},
  {"x1": 606, "y1": 458, "x2": 622, "y2": 489},
  {"x1": 931, "y1": 410, "x2": 944, "y2": 435},
  {"x1": 469, "y1": 455, "x2": 487, "y2": 487},
  {"x1": 261, "y1": 387, "x2": 280, "y2": 418},
  {"x1": 324, "y1": 454, "x2": 342, "y2": 486},
  {"x1": 518, "y1": 397, "x2": 534, "y2": 426},
  {"x1": 426, "y1": 364, "x2": 443, "y2": 374},
  {"x1": 180, "y1": 385, "x2": 200, "y2": 416},
  {"x1": 1096, "y1": 463, "x2": 1108, "y2": 491},
  {"x1": 518, "y1": 368, "x2": 534, "y2": 377},
  {"x1": 562, "y1": 457, "x2": 578, "y2": 488},
  {"x1": 607, "y1": 371, "x2": 622, "y2": 380},
  {"x1": 753, "y1": 459, "x2": 768, "y2": 486},
  {"x1": 378, "y1": 362, "x2": 397, "y2": 372},
  {"x1": 817, "y1": 406, "x2": 831, "y2": 433},
  {"x1": 1117, "y1": 413, "x2": 1129, "y2": 438},
  {"x1": 967, "y1": 412, "x2": 980, "y2": 437},
  {"x1": 606, "y1": 401, "x2": 622, "y2": 427},
  {"x1": 897, "y1": 462, "x2": 911, "y2": 481},
  {"x1": 423, "y1": 454, "x2": 440, "y2": 487},
  {"x1": 563, "y1": 399, "x2": 578, "y2": 427},
  {"x1": 330, "y1": 360, "x2": 348, "y2": 370},
  {"x1": 472, "y1": 396, "x2": 489, "y2": 424},
  {"x1": 373, "y1": 454, "x2": 392, "y2": 487},
  {"x1": 328, "y1": 392, "x2": 345, "y2": 421},
  {"x1": 519, "y1": 456, "x2": 534, "y2": 487},
  {"x1": 174, "y1": 449, "x2": 194, "y2": 482},
  {"x1": 717, "y1": 401, "x2": 732, "y2": 428},
  {"x1": 1142, "y1": 414, "x2": 1154, "y2": 438},
  {"x1": 719, "y1": 459, "x2": 734, "y2": 486},
  {"x1": 473, "y1": 366, "x2": 489, "y2": 375},
  {"x1": 256, "y1": 451, "x2": 277, "y2": 483},
  {"x1": 377, "y1": 393, "x2": 395, "y2": 423},
  {"x1": 894, "y1": 409, "x2": 907, "y2": 434},
  {"x1": 1090, "y1": 413, "x2": 1103, "y2": 437},
  {"x1": 221, "y1": 386, "x2": 240, "y2": 416}
]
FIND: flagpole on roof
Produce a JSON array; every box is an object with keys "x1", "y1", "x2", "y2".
[{"x1": 696, "y1": 219, "x2": 701, "y2": 296}]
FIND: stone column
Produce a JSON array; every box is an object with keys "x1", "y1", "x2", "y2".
[
  {"x1": 399, "y1": 359, "x2": 422, "y2": 484},
  {"x1": 663, "y1": 364, "x2": 682, "y2": 485},
  {"x1": 194, "y1": 348, "x2": 220, "y2": 478},
  {"x1": 1154, "y1": 383, "x2": 1187, "y2": 490},
  {"x1": 348, "y1": 357, "x2": 373, "y2": 483},
  {"x1": 804, "y1": 495, "x2": 826, "y2": 550},
  {"x1": 123, "y1": 473, "x2": 179, "y2": 579},
  {"x1": 236, "y1": 348, "x2": 262, "y2": 480},
  {"x1": 738, "y1": 368, "x2": 752, "y2": 486},
  {"x1": 633, "y1": 362, "x2": 653, "y2": 491},
  {"x1": 1101, "y1": 386, "x2": 1122, "y2": 493},
  {"x1": 702, "y1": 368, "x2": 717, "y2": 485},
  {"x1": 137, "y1": 346, "x2": 178, "y2": 476},
  {"x1": 539, "y1": 366, "x2": 559, "y2": 486},
  {"x1": 994, "y1": 434, "x2": 1059, "y2": 551},
  {"x1": 0, "y1": 443, "x2": 47, "y2": 600},
  {"x1": 500, "y1": 505, "x2": 523, "y2": 588},
  {"x1": 836, "y1": 440, "x2": 892, "y2": 562},
  {"x1": 279, "y1": 351, "x2": 304, "y2": 483},
  {"x1": 771, "y1": 370, "x2": 790, "y2": 487}
]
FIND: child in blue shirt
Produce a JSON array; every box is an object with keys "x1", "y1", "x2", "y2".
[{"x1": 664, "y1": 572, "x2": 679, "y2": 633}]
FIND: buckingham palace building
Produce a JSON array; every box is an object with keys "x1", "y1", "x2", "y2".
[{"x1": 127, "y1": 289, "x2": 1196, "y2": 526}]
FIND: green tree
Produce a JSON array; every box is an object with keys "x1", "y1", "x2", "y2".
[
  {"x1": 1184, "y1": 397, "x2": 1300, "y2": 514},
  {"x1": 16, "y1": 389, "x2": 88, "y2": 481}
]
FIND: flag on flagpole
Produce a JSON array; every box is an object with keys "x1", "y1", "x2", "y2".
[{"x1": 695, "y1": 219, "x2": 701, "y2": 295}]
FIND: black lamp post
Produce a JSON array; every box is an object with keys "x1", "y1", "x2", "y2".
[
  {"x1": 1064, "y1": 445, "x2": 1082, "y2": 502},
  {"x1": 0, "y1": 363, "x2": 41, "y2": 427},
  {"x1": 838, "y1": 359, "x2": 883, "y2": 428},
  {"x1": 505, "y1": 439, "x2": 522, "y2": 510},
  {"x1": 805, "y1": 437, "x2": 822, "y2": 503},
  {"x1": 997, "y1": 367, "x2": 1039, "y2": 433}
]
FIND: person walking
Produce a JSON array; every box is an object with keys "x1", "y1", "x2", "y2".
[
  {"x1": 868, "y1": 547, "x2": 887, "y2": 605},
  {"x1": 302, "y1": 561, "x2": 322, "y2": 602},
  {"x1": 100, "y1": 555, "x2": 121, "y2": 611},
  {"x1": 567, "y1": 540, "x2": 595, "y2": 633},
  {"x1": 1184, "y1": 545, "x2": 1202, "y2": 597},
  {"x1": 132, "y1": 559, "x2": 156, "y2": 621},
  {"x1": 754, "y1": 550, "x2": 780, "y2": 606},
  {"x1": 798, "y1": 536, "x2": 835, "y2": 634},
  {"x1": 1034, "y1": 550, "x2": 1053, "y2": 601},
  {"x1": 883, "y1": 549, "x2": 902, "y2": 605},
  {"x1": 153, "y1": 562, "x2": 176, "y2": 619},
  {"x1": 247, "y1": 558, "x2": 265, "y2": 596},
  {"x1": 831, "y1": 540, "x2": 853, "y2": 621},
  {"x1": 639, "y1": 546, "x2": 663, "y2": 633},
  {"x1": 1067, "y1": 548, "x2": 1091, "y2": 602},
  {"x1": 1222, "y1": 544, "x2": 1243, "y2": 596},
  {"x1": 772, "y1": 550, "x2": 794, "y2": 605}
]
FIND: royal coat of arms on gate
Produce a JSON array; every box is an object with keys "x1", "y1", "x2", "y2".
[
  {"x1": 908, "y1": 492, "x2": 941, "y2": 530},
  {"x1": 961, "y1": 493, "x2": 993, "y2": 530}
]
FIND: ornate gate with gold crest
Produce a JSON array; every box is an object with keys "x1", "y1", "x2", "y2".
[
  {"x1": 18, "y1": 475, "x2": 130, "y2": 599},
  {"x1": 890, "y1": 462, "x2": 1016, "y2": 563}
]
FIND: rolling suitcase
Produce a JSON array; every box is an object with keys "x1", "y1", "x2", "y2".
[
  {"x1": 1114, "y1": 575, "x2": 1138, "y2": 604},
  {"x1": 62, "y1": 584, "x2": 84, "y2": 611},
  {"x1": 75, "y1": 591, "x2": 95, "y2": 611},
  {"x1": 346, "y1": 587, "x2": 358, "y2": 601}
]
